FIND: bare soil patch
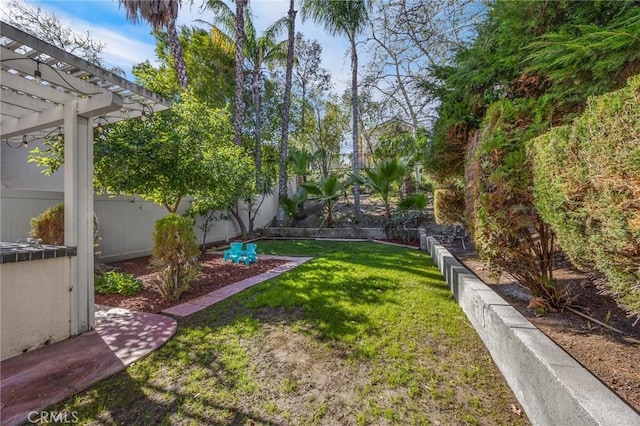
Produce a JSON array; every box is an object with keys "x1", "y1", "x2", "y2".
[{"x1": 95, "y1": 253, "x2": 288, "y2": 314}]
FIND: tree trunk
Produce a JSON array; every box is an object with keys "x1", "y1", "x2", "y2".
[
  {"x1": 228, "y1": 203, "x2": 247, "y2": 240},
  {"x1": 253, "y1": 64, "x2": 262, "y2": 183},
  {"x1": 278, "y1": 0, "x2": 296, "y2": 222},
  {"x1": 233, "y1": 0, "x2": 248, "y2": 147},
  {"x1": 350, "y1": 35, "x2": 361, "y2": 219},
  {"x1": 166, "y1": 19, "x2": 189, "y2": 88}
]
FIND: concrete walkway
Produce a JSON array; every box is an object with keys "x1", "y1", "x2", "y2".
[
  {"x1": 0, "y1": 307, "x2": 177, "y2": 426},
  {"x1": 162, "y1": 255, "x2": 312, "y2": 317},
  {"x1": 0, "y1": 255, "x2": 311, "y2": 426}
]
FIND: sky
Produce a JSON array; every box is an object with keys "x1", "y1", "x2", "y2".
[{"x1": 1, "y1": 0, "x2": 353, "y2": 93}]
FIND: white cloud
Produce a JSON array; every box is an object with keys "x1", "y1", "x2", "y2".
[{"x1": 89, "y1": 26, "x2": 158, "y2": 70}]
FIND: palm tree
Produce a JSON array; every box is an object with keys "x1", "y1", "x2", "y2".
[
  {"x1": 202, "y1": 2, "x2": 287, "y2": 175},
  {"x1": 119, "y1": 0, "x2": 188, "y2": 88},
  {"x1": 364, "y1": 158, "x2": 408, "y2": 219},
  {"x1": 278, "y1": 0, "x2": 297, "y2": 223},
  {"x1": 205, "y1": 0, "x2": 248, "y2": 146},
  {"x1": 301, "y1": 175, "x2": 343, "y2": 228},
  {"x1": 301, "y1": 0, "x2": 371, "y2": 220}
]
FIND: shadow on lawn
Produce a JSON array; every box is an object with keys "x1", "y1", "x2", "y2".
[
  {"x1": 62, "y1": 366, "x2": 280, "y2": 425},
  {"x1": 185, "y1": 243, "x2": 455, "y2": 351},
  {"x1": 58, "y1": 243, "x2": 463, "y2": 423}
]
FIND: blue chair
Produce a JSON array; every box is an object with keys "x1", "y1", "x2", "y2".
[
  {"x1": 223, "y1": 242, "x2": 243, "y2": 263},
  {"x1": 241, "y1": 243, "x2": 258, "y2": 265}
]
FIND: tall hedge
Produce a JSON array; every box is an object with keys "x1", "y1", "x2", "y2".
[
  {"x1": 531, "y1": 75, "x2": 640, "y2": 317},
  {"x1": 434, "y1": 182, "x2": 465, "y2": 225},
  {"x1": 466, "y1": 98, "x2": 566, "y2": 308}
]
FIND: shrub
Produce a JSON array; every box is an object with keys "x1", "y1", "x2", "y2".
[
  {"x1": 466, "y1": 98, "x2": 567, "y2": 309},
  {"x1": 30, "y1": 203, "x2": 99, "y2": 247},
  {"x1": 151, "y1": 214, "x2": 200, "y2": 302},
  {"x1": 95, "y1": 271, "x2": 143, "y2": 296},
  {"x1": 397, "y1": 193, "x2": 428, "y2": 211},
  {"x1": 434, "y1": 183, "x2": 465, "y2": 225},
  {"x1": 30, "y1": 204, "x2": 65, "y2": 245},
  {"x1": 531, "y1": 75, "x2": 640, "y2": 317}
]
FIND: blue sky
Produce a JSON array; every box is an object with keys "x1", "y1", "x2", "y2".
[{"x1": 2, "y1": 0, "x2": 353, "y2": 93}]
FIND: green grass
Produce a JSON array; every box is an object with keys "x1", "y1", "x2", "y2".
[{"x1": 54, "y1": 240, "x2": 528, "y2": 425}]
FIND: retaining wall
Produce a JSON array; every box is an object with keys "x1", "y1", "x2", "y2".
[{"x1": 423, "y1": 234, "x2": 639, "y2": 426}]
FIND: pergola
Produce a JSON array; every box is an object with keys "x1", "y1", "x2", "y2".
[{"x1": 0, "y1": 21, "x2": 170, "y2": 335}]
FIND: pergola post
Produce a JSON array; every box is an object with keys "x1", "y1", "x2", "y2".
[{"x1": 64, "y1": 100, "x2": 95, "y2": 335}]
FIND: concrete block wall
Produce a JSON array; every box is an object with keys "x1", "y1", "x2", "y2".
[{"x1": 424, "y1": 235, "x2": 639, "y2": 426}]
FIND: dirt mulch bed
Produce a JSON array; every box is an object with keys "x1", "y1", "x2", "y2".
[
  {"x1": 96, "y1": 253, "x2": 289, "y2": 314},
  {"x1": 438, "y1": 235, "x2": 640, "y2": 412}
]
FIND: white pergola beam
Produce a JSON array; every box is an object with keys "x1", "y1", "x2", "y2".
[
  {"x1": 0, "y1": 102, "x2": 38, "y2": 118},
  {"x1": 1, "y1": 87, "x2": 61, "y2": 111},
  {"x1": 1, "y1": 22, "x2": 169, "y2": 107},
  {"x1": 1, "y1": 91, "x2": 123, "y2": 138},
  {"x1": 63, "y1": 100, "x2": 95, "y2": 335},
  {"x1": 1, "y1": 70, "x2": 75, "y2": 104},
  {"x1": 1, "y1": 46, "x2": 108, "y2": 96}
]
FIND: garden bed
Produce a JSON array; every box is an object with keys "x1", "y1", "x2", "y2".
[{"x1": 96, "y1": 253, "x2": 288, "y2": 314}]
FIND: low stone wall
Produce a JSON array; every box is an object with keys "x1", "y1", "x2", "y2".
[
  {"x1": 260, "y1": 227, "x2": 385, "y2": 239},
  {"x1": 259, "y1": 227, "x2": 419, "y2": 241},
  {"x1": 424, "y1": 235, "x2": 639, "y2": 426}
]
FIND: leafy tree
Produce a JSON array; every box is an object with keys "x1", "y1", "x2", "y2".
[
  {"x1": 132, "y1": 26, "x2": 235, "y2": 105},
  {"x1": 311, "y1": 98, "x2": 348, "y2": 179},
  {"x1": 120, "y1": 0, "x2": 188, "y2": 87},
  {"x1": 302, "y1": 0, "x2": 372, "y2": 220},
  {"x1": 133, "y1": 27, "x2": 235, "y2": 108},
  {"x1": 30, "y1": 91, "x2": 253, "y2": 214},
  {"x1": 201, "y1": 4, "x2": 287, "y2": 178},
  {"x1": 292, "y1": 33, "x2": 331, "y2": 139}
]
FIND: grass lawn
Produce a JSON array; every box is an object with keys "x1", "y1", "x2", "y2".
[{"x1": 55, "y1": 240, "x2": 527, "y2": 425}]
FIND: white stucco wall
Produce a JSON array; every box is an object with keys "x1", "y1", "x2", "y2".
[{"x1": 0, "y1": 257, "x2": 72, "y2": 360}]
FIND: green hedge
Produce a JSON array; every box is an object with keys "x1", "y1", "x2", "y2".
[
  {"x1": 531, "y1": 75, "x2": 640, "y2": 316},
  {"x1": 434, "y1": 184, "x2": 465, "y2": 225},
  {"x1": 466, "y1": 98, "x2": 566, "y2": 308}
]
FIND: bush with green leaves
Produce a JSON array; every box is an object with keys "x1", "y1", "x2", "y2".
[
  {"x1": 434, "y1": 182, "x2": 465, "y2": 225},
  {"x1": 30, "y1": 203, "x2": 65, "y2": 245},
  {"x1": 151, "y1": 214, "x2": 200, "y2": 302},
  {"x1": 467, "y1": 98, "x2": 566, "y2": 309},
  {"x1": 363, "y1": 158, "x2": 408, "y2": 219},
  {"x1": 30, "y1": 203, "x2": 99, "y2": 247},
  {"x1": 95, "y1": 271, "x2": 143, "y2": 296},
  {"x1": 300, "y1": 175, "x2": 345, "y2": 228},
  {"x1": 531, "y1": 75, "x2": 640, "y2": 317}
]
